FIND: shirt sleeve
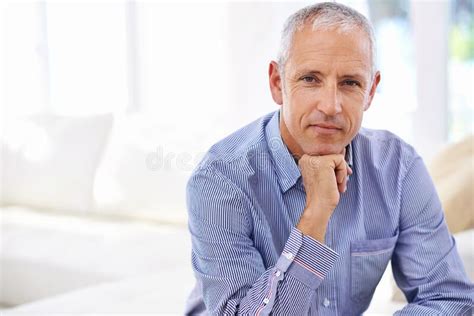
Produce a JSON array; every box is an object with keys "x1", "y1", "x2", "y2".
[
  {"x1": 187, "y1": 165, "x2": 339, "y2": 315},
  {"x1": 392, "y1": 154, "x2": 474, "y2": 315}
]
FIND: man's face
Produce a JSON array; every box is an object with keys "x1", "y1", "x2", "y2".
[{"x1": 269, "y1": 24, "x2": 380, "y2": 157}]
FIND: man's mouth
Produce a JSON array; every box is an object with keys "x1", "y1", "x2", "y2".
[{"x1": 308, "y1": 123, "x2": 342, "y2": 135}]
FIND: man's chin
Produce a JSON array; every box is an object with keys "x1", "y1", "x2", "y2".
[{"x1": 303, "y1": 144, "x2": 345, "y2": 156}]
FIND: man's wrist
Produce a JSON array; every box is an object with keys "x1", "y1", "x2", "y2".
[{"x1": 296, "y1": 207, "x2": 332, "y2": 243}]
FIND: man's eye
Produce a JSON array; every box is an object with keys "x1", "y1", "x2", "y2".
[
  {"x1": 343, "y1": 80, "x2": 361, "y2": 87},
  {"x1": 301, "y1": 76, "x2": 317, "y2": 83}
]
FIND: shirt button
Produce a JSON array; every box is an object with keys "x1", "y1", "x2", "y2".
[
  {"x1": 323, "y1": 298, "x2": 330, "y2": 307},
  {"x1": 263, "y1": 298, "x2": 269, "y2": 304},
  {"x1": 275, "y1": 270, "x2": 281, "y2": 277},
  {"x1": 284, "y1": 252, "x2": 294, "y2": 260}
]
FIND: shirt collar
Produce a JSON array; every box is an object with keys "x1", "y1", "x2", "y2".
[{"x1": 264, "y1": 110, "x2": 353, "y2": 193}]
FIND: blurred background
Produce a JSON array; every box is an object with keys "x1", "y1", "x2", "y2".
[{"x1": 0, "y1": 0, "x2": 472, "y2": 315}]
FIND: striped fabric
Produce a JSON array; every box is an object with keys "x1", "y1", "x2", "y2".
[{"x1": 185, "y1": 110, "x2": 473, "y2": 315}]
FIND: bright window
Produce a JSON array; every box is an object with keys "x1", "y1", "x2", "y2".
[{"x1": 448, "y1": 0, "x2": 473, "y2": 142}]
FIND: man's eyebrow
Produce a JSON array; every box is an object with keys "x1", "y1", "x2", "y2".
[
  {"x1": 293, "y1": 70, "x2": 324, "y2": 77},
  {"x1": 294, "y1": 69, "x2": 367, "y2": 79},
  {"x1": 340, "y1": 73, "x2": 366, "y2": 80}
]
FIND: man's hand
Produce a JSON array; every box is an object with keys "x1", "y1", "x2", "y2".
[{"x1": 296, "y1": 154, "x2": 352, "y2": 243}]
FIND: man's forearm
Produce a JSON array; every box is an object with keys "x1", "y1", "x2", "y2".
[{"x1": 194, "y1": 226, "x2": 339, "y2": 315}]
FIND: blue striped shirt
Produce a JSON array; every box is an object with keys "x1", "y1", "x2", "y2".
[{"x1": 185, "y1": 110, "x2": 473, "y2": 315}]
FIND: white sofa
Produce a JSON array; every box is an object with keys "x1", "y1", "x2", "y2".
[
  {"x1": 0, "y1": 113, "x2": 472, "y2": 315},
  {"x1": 1, "y1": 205, "x2": 194, "y2": 314},
  {"x1": 0, "y1": 113, "x2": 196, "y2": 314}
]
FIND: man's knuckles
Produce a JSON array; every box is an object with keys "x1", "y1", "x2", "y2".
[{"x1": 298, "y1": 154, "x2": 345, "y2": 171}]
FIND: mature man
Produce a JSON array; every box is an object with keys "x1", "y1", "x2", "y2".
[{"x1": 185, "y1": 2, "x2": 473, "y2": 315}]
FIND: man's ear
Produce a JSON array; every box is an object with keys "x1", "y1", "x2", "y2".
[
  {"x1": 269, "y1": 61, "x2": 283, "y2": 105},
  {"x1": 364, "y1": 71, "x2": 381, "y2": 111}
]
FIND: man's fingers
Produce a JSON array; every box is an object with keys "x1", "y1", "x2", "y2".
[
  {"x1": 336, "y1": 167, "x2": 345, "y2": 184},
  {"x1": 334, "y1": 156, "x2": 349, "y2": 193}
]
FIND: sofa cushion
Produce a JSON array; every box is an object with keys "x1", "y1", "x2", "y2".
[
  {"x1": 429, "y1": 135, "x2": 474, "y2": 233},
  {"x1": 2, "y1": 270, "x2": 194, "y2": 315},
  {"x1": 0, "y1": 206, "x2": 191, "y2": 306},
  {"x1": 1, "y1": 113, "x2": 113, "y2": 213},
  {"x1": 92, "y1": 113, "x2": 210, "y2": 224}
]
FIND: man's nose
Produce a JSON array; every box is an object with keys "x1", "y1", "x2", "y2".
[{"x1": 316, "y1": 83, "x2": 342, "y2": 116}]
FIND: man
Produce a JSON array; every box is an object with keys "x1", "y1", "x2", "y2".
[{"x1": 185, "y1": 2, "x2": 473, "y2": 315}]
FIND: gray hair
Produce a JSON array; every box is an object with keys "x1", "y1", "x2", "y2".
[{"x1": 277, "y1": 2, "x2": 377, "y2": 76}]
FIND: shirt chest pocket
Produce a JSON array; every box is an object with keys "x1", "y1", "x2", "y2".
[{"x1": 350, "y1": 233, "x2": 398, "y2": 304}]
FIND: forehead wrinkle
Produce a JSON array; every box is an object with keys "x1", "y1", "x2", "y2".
[
  {"x1": 291, "y1": 60, "x2": 369, "y2": 78},
  {"x1": 295, "y1": 48, "x2": 369, "y2": 63}
]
